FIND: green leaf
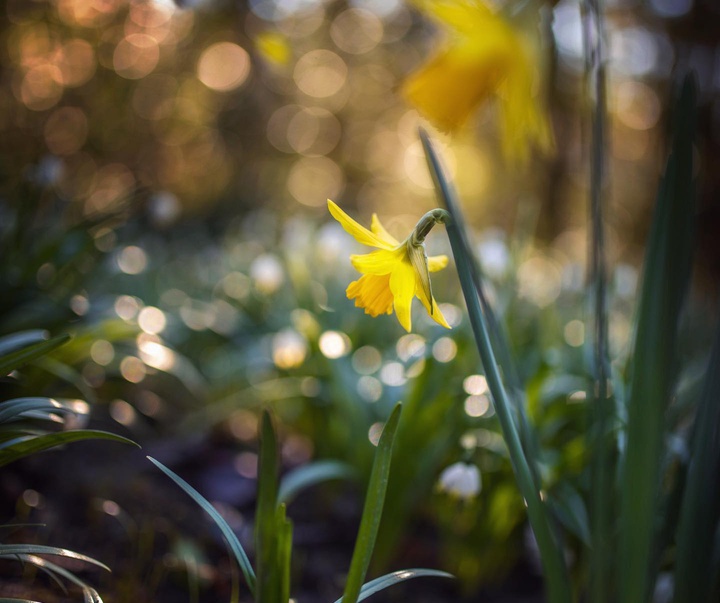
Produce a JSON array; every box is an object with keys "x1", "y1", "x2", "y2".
[
  {"x1": 0, "y1": 397, "x2": 74, "y2": 424},
  {"x1": 0, "y1": 335, "x2": 71, "y2": 377},
  {"x1": 276, "y1": 503, "x2": 293, "y2": 603},
  {"x1": 278, "y1": 460, "x2": 355, "y2": 505},
  {"x1": 341, "y1": 402, "x2": 402, "y2": 603},
  {"x1": 0, "y1": 430, "x2": 138, "y2": 466},
  {"x1": 548, "y1": 483, "x2": 591, "y2": 547},
  {"x1": 0, "y1": 545, "x2": 109, "y2": 570},
  {"x1": 13, "y1": 553, "x2": 105, "y2": 602},
  {"x1": 255, "y1": 410, "x2": 281, "y2": 603},
  {"x1": 0, "y1": 330, "x2": 48, "y2": 356},
  {"x1": 334, "y1": 569, "x2": 453, "y2": 603},
  {"x1": 146, "y1": 456, "x2": 257, "y2": 595},
  {"x1": 420, "y1": 129, "x2": 572, "y2": 603},
  {"x1": 619, "y1": 74, "x2": 697, "y2": 603},
  {"x1": 672, "y1": 320, "x2": 720, "y2": 603}
]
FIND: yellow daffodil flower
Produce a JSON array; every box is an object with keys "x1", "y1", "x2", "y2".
[
  {"x1": 328, "y1": 199, "x2": 451, "y2": 332},
  {"x1": 403, "y1": 0, "x2": 552, "y2": 161}
]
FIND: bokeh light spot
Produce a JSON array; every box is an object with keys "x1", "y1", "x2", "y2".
[
  {"x1": 138, "y1": 306, "x2": 167, "y2": 334},
  {"x1": 114, "y1": 34, "x2": 160, "y2": 80},
  {"x1": 294, "y1": 50, "x2": 347, "y2": 98},
  {"x1": 432, "y1": 337, "x2": 457, "y2": 363},
  {"x1": 197, "y1": 42, "x2": 251, "y2": 92},
  {"x1": 287, "y1": 156, "x2": 344, "y2": 206},
  {"x1": 330, "y1": 8, "x2": 383, "y2": 55},
  {"x1": 319, "y1": 330, "x2": 350, "y2": 358}
]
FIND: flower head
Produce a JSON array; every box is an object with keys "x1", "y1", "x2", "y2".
[
  {"x1": 328, "y1": 199, "x2": 450, "y2": 332},
  {"x1": 437, "y1": 462, "x2": 482, "y2": 500},
  {"x1": 403, "y1": 0, "x2": 552, "y2": 161}
]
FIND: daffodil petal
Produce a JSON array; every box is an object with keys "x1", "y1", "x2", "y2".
[
  {"x1": 370, "y1": 214, "x2": 399, "y2": 246},
  {"x1": 403, "y1": 43, "x2": 505, "y2": 132},
  {"x1": 351, "y1": 249, "x2": 404, "y2": 275},
  {"x1": 328, "y1": 200, "x2": 395, "y2": 250},
  {"x1": 416, "y1": 282, "x2": 451, "y2": 329},
  {"x1": 347, "y1": 274, "x2": 394, "y2": 317},
  {"x1": 389, "y1": 260, "x2": 416, "y2": 332},
  {"x1": 428, "y1": 255, "x2": 449, "y2": 272}
]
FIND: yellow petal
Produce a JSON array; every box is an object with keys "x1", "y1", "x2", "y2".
[
  {"x1": 346, "y1": 274, "x2": 394, "y2": 317},
  {"x1": 351, "y1": 248, "x2": 404, "y2": 275},
  {"x1": 254, "y1": 31, "x2": 291, "y2": 66},
  {"x1": 389, "y1": 260, "x2": 417, "y2": 332},
  {"x1": 370, "y1": 214, "x2": 399, "y2": 246},
  {"x1": 403, "y1": 41, "x2": 507, "y2": 133},
  {"x1": 428, "y1": 255, "x2": 449, "y2": 272},
  {"x1": 416, "y1": 283, "x2": 451, "y2": 329},
  {"x1": 409, "y1": 0, "x2": 494, "y2": 35},
  {"x1": 328, "y1": 200, "x2": 395, "y2": 250}
]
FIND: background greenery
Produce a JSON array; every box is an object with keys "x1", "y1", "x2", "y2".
[{"x1": 1, "y1": 1, "x2": 719, "y2": 602}]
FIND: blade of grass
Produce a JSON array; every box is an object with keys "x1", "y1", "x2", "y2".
[
  {"x1": 334, "y1": 569, "x2": 453, "y2": 603},
  {"x1": 276, "y1": 504, "x2": 292, "y2": 603},
  {"x1": 421, "y1": 133, "x2": 572, "y2": 603},
  {"x1": 0, "y1": 335, "x2": 70, "y2": 377},
  {"x1": 0, "y1": 431, "x2": 138, "y2": 467},
  {"x1": 619, "y1": 74, "x2": 697, "y2": 603},
  {"x1": 672, "y1": 319, "x2": 720, "y2": 603},
  {"x1": 341, "y1": 402, "x2": 402, "y2": 603},
  {"x1": 418, "y1": 129, "x2": 543, "y2": 488},
  {"x1": 146, "y1": 456, "x2": 257, "y2": 595},
  {"x1": 0, "y1": 547, "x2": 109, "y2": 570},
  {"x1": 255, "y1": 409, "x2": 280, "y2": 603},
  {"x1": 579, "y1": 0, "x2": 614, "y2": 598},
  {"x1": 277, "y1": 460, "x2": 355, "y2": 505}
]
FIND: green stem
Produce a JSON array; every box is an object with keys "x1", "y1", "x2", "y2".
[
  {"x1": 420, "y1": 129, "x2": 571, "y2": 603},
  {"x1": 581, "y1": 0, "x2": 614, "y2": 600},
  {"x1": 444, "y1": 218, "x2": 572, "y2": 603}
]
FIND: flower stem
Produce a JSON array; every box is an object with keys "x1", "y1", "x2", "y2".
[{"x1": 420, "y1": 131, "x2": 572, "y2": 603}]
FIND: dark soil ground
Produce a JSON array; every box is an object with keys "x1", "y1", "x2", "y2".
[{"x1": 1, "y1": 436, "x2": 545, "y2": 603}]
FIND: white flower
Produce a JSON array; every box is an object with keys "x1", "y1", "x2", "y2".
[{"x1": 437, "y1": 462, "x2": 482, "y2": 500}]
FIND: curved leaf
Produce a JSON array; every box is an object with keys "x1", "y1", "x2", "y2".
[
  {"x1": 333, "y1": 569, "x2": 453, "y2": 603},
  {"x1": 0, "y1": 430, "x2": 138, "y2": 467},
  {"x1": 278, "y1": 460, "x2": 355, "y2": 505},
  {"x1": 0, "y1": 398, "x2": 75, "y2": 424},
  {"x1": 341, "y1": 403, "x2": 402, "y2": 603},
  {"x1": 0, "y1": 546, "x2": 109, "y2": 571},
  {"x1": 0, "y1": 335, "x2": 71, "y2": 377},
  {"x1": 147, "y1": 456, "x2": 256, "y2": 595}
]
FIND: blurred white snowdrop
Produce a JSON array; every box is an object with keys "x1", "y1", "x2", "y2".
[
  {"x1": 437, "y1": 462, "x2": 482, "y2": 500},
  {"x1": 251, "y1": 253, "x2": 285, "y2": 294}
]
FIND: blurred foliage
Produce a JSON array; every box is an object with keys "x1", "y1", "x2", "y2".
[{"x1": 1, "y1": 0, "x2": 719, "y2": 601}]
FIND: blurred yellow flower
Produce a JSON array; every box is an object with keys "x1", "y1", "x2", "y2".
[
  {"x1": 328, "y1": 200, "x2": 450, "y2": 332},
  {"x1": 254, "y1": 31, "x2": 291, "y2": 66},
  {"x1": 403, "y1": 0, "x2": 552, "y2": 161}
]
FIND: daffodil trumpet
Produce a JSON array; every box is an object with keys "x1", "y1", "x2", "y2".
[{"x1": 327, "y1": 200, "x2": 451, "y2": 332}]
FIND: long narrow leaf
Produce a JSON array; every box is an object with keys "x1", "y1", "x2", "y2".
[
  {"x1": 421, "y1": 131, "x2": 572, "y2": 603},
  {"x1": 11, "y1": 554, "x2": 105, "y2": 602},
  {"x1": 0, "y1": 335, "x2": 71, "y2": 377},
  {"x1": 0, "y1": 546, "x2": 109, "y2": 570},
  {"x1": 255, "y1": 410, "x2": 280, "y2": 603},
  {"x1": 278, "y1": 460, "x2": 355, "y2": 505},
  {"x1": 341, "y1": 403, "x2": 402, "y2": 603},
  {"x1": 333, "y1": 569, "x2": 453, "y2": 603},
  {"x1": 0, "y1": 430, "x2": 138, "y2": 467},
  {"x1": 276, "y1": 504, "x2": 292, "y2": 603},
  {"x1": 0, "y1": 398, "x2": 73, "y2": 424},
  {"x1": 672, "y1": 319, "x2": 720, "y2": 603},
  {"x1": 146, "y1": 456, "x2": 257, "y2": 595},
  {"x1": 0, "y1": 330, "x2": 48, "y2": 356},
  {"x1": 619, "y1": 74, "x2": 697, "y2": 603}
]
